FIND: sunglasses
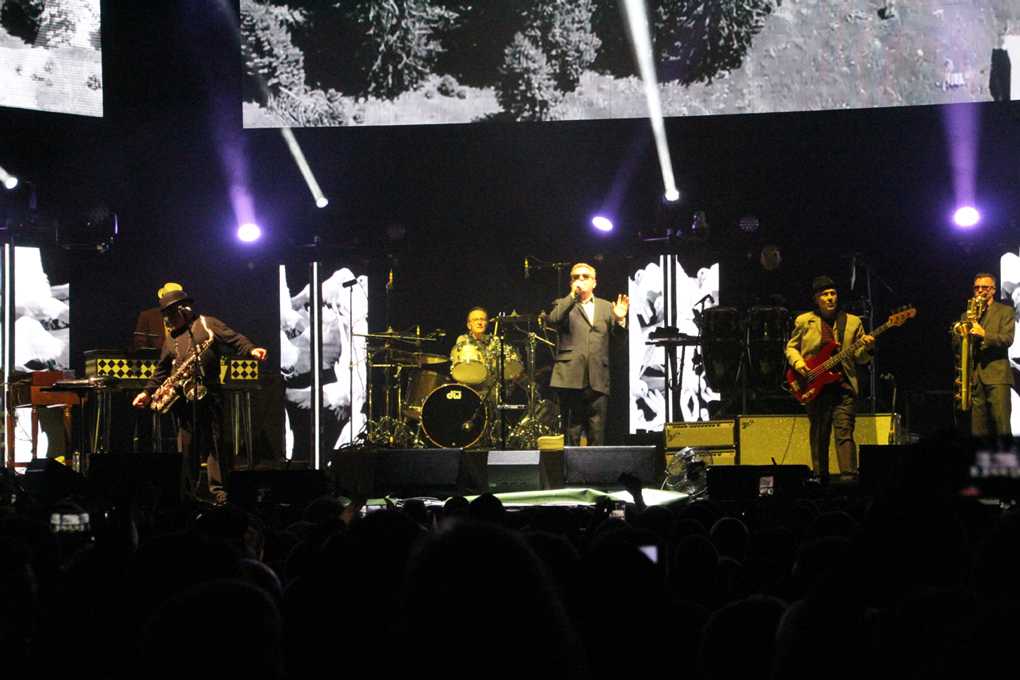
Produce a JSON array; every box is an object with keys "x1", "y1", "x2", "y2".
[{"x1": 570, "y1": 273, "x2": 593, "y2": 281}]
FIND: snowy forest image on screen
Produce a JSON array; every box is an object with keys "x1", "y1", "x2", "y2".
[
  {"x1": 242, "y1": 1, "x2": 1020, "y2": 128},
  {"x1": 0, "y1": 0, "x2": 103, "y2": 117}
]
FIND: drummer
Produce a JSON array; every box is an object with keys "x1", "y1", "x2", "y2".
[{"x1": 450, "y1": 306, "x2": 515, "y2": 393}]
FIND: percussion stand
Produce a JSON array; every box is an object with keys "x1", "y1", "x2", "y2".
[{"x1": 495, "y1": 315, "x2": 508, "y2": 449}]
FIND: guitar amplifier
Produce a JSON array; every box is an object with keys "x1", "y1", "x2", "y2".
[
  {"x1": 737, "y1": 413, "x2": 902, "y2": 473},
  {"x1": 664, "y1": 420, "x2": 735, "y2": 450}
]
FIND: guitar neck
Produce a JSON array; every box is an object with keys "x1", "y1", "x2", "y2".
[{"x1": 820, "y1": 319, "x2": 894, "y2": 371}]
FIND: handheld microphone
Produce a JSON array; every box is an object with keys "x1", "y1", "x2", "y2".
[
  {"x1": 342, "y1": 278, "x2": 357, "y2": 289},
  {"x1": 524, "y1": 258, "x2": 530, "y2": 279}
]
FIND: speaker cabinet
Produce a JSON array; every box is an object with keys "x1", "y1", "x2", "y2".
[
  {"x1": 563, "y1": 445, "x2": 662, "y2": 488},
  {"x1": 88, "y1": 453, "x2": 183, "y2": 506},
  {"x1": 23, "y1": 458, "x2": 86, "y2": 506},
  {"x1": 487, "y1": 450, "x2": 542, "y2": 493},
  {"x1": 230, "y1": 469, "x2": 328, "y2": 509},
  {"x1": 664, "y1": 420, "x2": 735, "y2": 449},
  {"x1": 707, "y1": 465, "x2": 811, "y2": 501},
  {"x1": 737, "y1": 413, "x2": 901, "y2": 473}
]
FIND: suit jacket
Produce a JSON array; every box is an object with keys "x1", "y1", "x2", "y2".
[
  {"x1": 785, "y1": 310, "x2": 871, "y2": 396},
  {"x1": 547, "y1": 295, "x2": 623, "y2": 395},
  {"x1": 956, "y1": 300, "x2": 1015, "y2": 386}
]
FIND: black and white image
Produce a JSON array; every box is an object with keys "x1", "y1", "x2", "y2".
[
  {"x1": 1000, "y1": 250, "x2": 1020, "y2": 436},
  {"x1": 0, "y1": 0, "x2": 102, "y2": 117},
  {"x1": 629, "y1": 258, "x2": 719, "y2": 433},
  {"x1": 1, "y1": 245, "x2": 70, "y2": 463},
  {"x1": 279, "y1": 264, "x2": 368, "y2": 460},
  {"x1": 241, "y1": 0, "x2": 1020, "y2": 128}
]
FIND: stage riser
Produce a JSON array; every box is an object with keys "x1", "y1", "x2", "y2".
[{"x1": 332, "y1": 446, "x2": 663, "y2": 499}]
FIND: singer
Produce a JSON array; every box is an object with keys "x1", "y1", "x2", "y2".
[
  {"x1": 132, "y1": 287, "x2": 267, "y2": 504},
  {"x1": 546, "y1": 262, "x2": 629, "y2": 446}
]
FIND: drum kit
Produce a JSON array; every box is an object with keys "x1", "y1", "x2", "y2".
[
  {"x1": 360, "y1": 314, "x2": 560, "y2": 449},
  {"x1": 699, "y1": 305, "x2": 791, "y2": 395}
]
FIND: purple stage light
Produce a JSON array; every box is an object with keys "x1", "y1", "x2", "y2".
[
  {"x1": 591, "y1": 215, "x2": 614, "y2": 232},
  {"x1": 953, "y1": 206, "x2": 980, "y2": 228},
  {"x1": 237, "y1": 222, "x2": 262, "y2": 242}
]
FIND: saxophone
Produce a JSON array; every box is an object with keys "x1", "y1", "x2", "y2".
[
  {"x1": 149, "y1": 338, "x2": 214, "y2": 414},
  {"x1": 953, "y1": 295, "x2": 987, "y2": 411}
]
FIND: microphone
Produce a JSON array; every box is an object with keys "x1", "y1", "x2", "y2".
[
  {"x1": 524, "y1": 258, "x2": 530, "y2": 280},
  {"x1": 342, "y1": 278, "x2": 357, "y2": 289}
]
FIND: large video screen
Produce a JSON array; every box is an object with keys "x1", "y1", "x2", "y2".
[
  {"x1": 242, "y1": 1, "x2": 1019, "y2": 128},
  {"x1": 0, "y1": 0, "x2": 103, "y2": 117},
  {"x1": 279, "y1": 264, "x2": 368, "y2": 462},
  {"x1": 1, "y1": 245, "x2": 71, "y2": 463},
  {"x1": 629, "y1": 258, "x2": 719, "y2": 433},
  {"x1": 1001, "y1": 250, "x2": 1020, "y2": 436}
]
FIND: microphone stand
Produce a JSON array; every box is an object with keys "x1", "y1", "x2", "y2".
[
  {"x1": 184, "y1": 310, "x2": 207, "y2": 498},
  {"x1": 343, "y1": 278, "x2": 357, "y2": 446},
  {"x1": 848, "y1": 253, "x2": 895, "y2": 414}
]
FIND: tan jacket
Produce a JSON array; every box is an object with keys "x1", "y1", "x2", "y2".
[{"x1": 785, "y1": 311, "x2": 872, "y2": 395}]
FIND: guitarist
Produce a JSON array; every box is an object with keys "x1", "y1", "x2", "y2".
[{"x1": 785, "y1": 276, "x2": 874, "y2": 482}]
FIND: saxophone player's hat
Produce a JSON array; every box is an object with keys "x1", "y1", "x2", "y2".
[{"x1": 159, "y1": 288, "x2": 194, "y2": 313}]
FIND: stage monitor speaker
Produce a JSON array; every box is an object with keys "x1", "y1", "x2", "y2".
[
  {"x1": 373, "y1": 449, "x2": 465, "y2": 498},
  {"x1": 564, "y1": 445, "x2": 662, "y2": 489},
  {"x1": 487, "y1": 450, "x2": 542, "y2": 493},
  {"x1": 89, "y1": 453, "x2": 183, "y2": 507},
  {"x1": 707, "y1": 465, "x2": 811, "y2": 501},
  {"x1": 665, "y1": 420, "x2": 735, "y2": 449},
  {"x1": 23, "y1": 458, "x2": 86, "y2": 506},
  {"x1": 230, "y1": 469, "x2": 328, "y2": 510},
  {"x1": 737, "y1": 413, "x2": 901, "y2": 473}
]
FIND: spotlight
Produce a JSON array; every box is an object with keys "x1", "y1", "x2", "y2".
[
  {"x1": 237, "y1": 222, "x2": 262, "y2": 242},
  {"x1": 664, "y1": 189, "x2": 681, "y2": 203},
  {"x1": 591, "y1": 215, "x2": 614, "y2": 232},
  {"x1": 953, "y1": 206, "x2": 980, "y2": 228},
  {"x1": 0, "y1": 165, "x2": 17, "y2": 190},
  {"x1": 315, "y1": 196, "x2": 329, "y2": 209}
]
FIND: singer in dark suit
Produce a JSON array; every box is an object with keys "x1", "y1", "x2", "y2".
[{"x1": 547, "y1": 262, "x2": 629, "y2": 446}]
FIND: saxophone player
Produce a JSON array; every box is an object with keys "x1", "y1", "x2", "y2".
[
  {"x1": 132, "y1": 288, "x2": 267, "y2": 504},
  {"x1": 954, "y1": 273, "x2": 1014, "y2": 437}
]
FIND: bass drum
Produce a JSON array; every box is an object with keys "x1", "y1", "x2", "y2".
[{"x1": 420, "y1": 383, "x2": 487, "y2": 448}]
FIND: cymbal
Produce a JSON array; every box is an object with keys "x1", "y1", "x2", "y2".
[
  {"x1": 389, "y1": 350, "x2": 450, "y2": 367},
  {"x1": 413, "y1": 352, "x2": 449, "y2": 366}
]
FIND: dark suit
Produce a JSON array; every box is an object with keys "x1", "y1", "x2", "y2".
[
  {"x1": 957, "y1": 300, "x2": 1015, "y2": 436},
  {"x1": 547, "y1": 294, "x2": 624, "y2": 445}
]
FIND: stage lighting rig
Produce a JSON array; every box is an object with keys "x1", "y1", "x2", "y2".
[{"x1": 56, "y1": 204, "x2": 118, "y2": 253}]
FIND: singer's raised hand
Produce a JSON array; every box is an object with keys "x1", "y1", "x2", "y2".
[{"x1": 612, "y1": 294, "x2": 630, "y2": 322}]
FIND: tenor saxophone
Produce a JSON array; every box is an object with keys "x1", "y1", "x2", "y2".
[
  {"x1": 150, "y1": 338, "x2": 214, "y2": 414},
  {"x1": 953, "y1": 295, "x2": 987, "y2": 411}
]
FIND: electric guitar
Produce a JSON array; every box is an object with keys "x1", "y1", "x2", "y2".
[{"x1": 784, "y1": 306, "x2": 916, "y2": 404}]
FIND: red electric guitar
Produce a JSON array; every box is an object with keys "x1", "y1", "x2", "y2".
[{"x1": 784, "y1": 306, "x2": 917, "y2": 405}]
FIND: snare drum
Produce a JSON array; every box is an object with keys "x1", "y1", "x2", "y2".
[
  {"x1": 451, "y1": 340, "x2": 488, "y2": 385},
  {"x1": 420, "y1": 383, "x2": 487, "y2": 448}
]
